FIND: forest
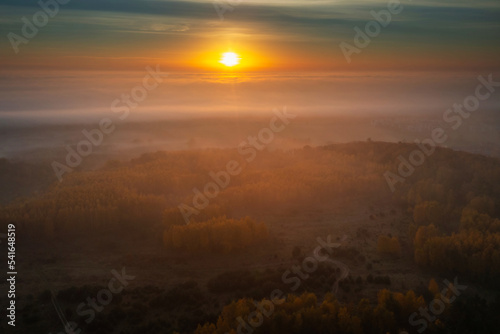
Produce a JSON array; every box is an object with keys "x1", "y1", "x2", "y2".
[
  {"x1": 163, "y1": 216, "x2": 268, "y2": 253},
  {"x1": 1, "y1": 141, "x2": 500, "y2": 333}
]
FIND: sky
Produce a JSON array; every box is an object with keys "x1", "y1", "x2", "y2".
[
  {"x1": 0, "y1": 0, "x2": 499, "y2": 122},
  {"x1": 1, "y1": 0, "x2": 499, "y2": 72}
]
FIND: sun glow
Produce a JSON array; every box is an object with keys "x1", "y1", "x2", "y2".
[{"x1": 219, "y1": 52, "x2": 240, "y2": 67}]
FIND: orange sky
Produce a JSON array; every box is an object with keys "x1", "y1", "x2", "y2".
[{"x1": 1, "y1": 1, "x2": 499, "y2": 72}]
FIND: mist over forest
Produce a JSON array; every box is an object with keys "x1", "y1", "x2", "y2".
[{"x1": 1, "y1": 0, "x2": 500, "y2": 333}]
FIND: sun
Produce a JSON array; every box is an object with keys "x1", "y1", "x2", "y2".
[{"x1": 219, "y1": 52, "x2": 240, "y2": 67}]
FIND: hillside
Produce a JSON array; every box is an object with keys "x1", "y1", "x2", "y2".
[{"x1": 1, "y1": 141, "x2": 500, "y2": 334}]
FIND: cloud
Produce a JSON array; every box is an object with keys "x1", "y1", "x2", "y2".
[{"x1": 147, "y1": 23, "x2": 190, "y2": 32}]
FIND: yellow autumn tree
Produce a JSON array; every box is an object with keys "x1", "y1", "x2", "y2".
[
  {"x1": 377, "y1": 236, "x2": 401, "y2": 257},
  {"x1": 163, "y1": 216, "x2": 268, "y2": 253}
]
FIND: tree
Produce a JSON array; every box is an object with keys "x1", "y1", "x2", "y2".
[{"x1": 377, "y1": 236, "x2": 401, "y2": 257}]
